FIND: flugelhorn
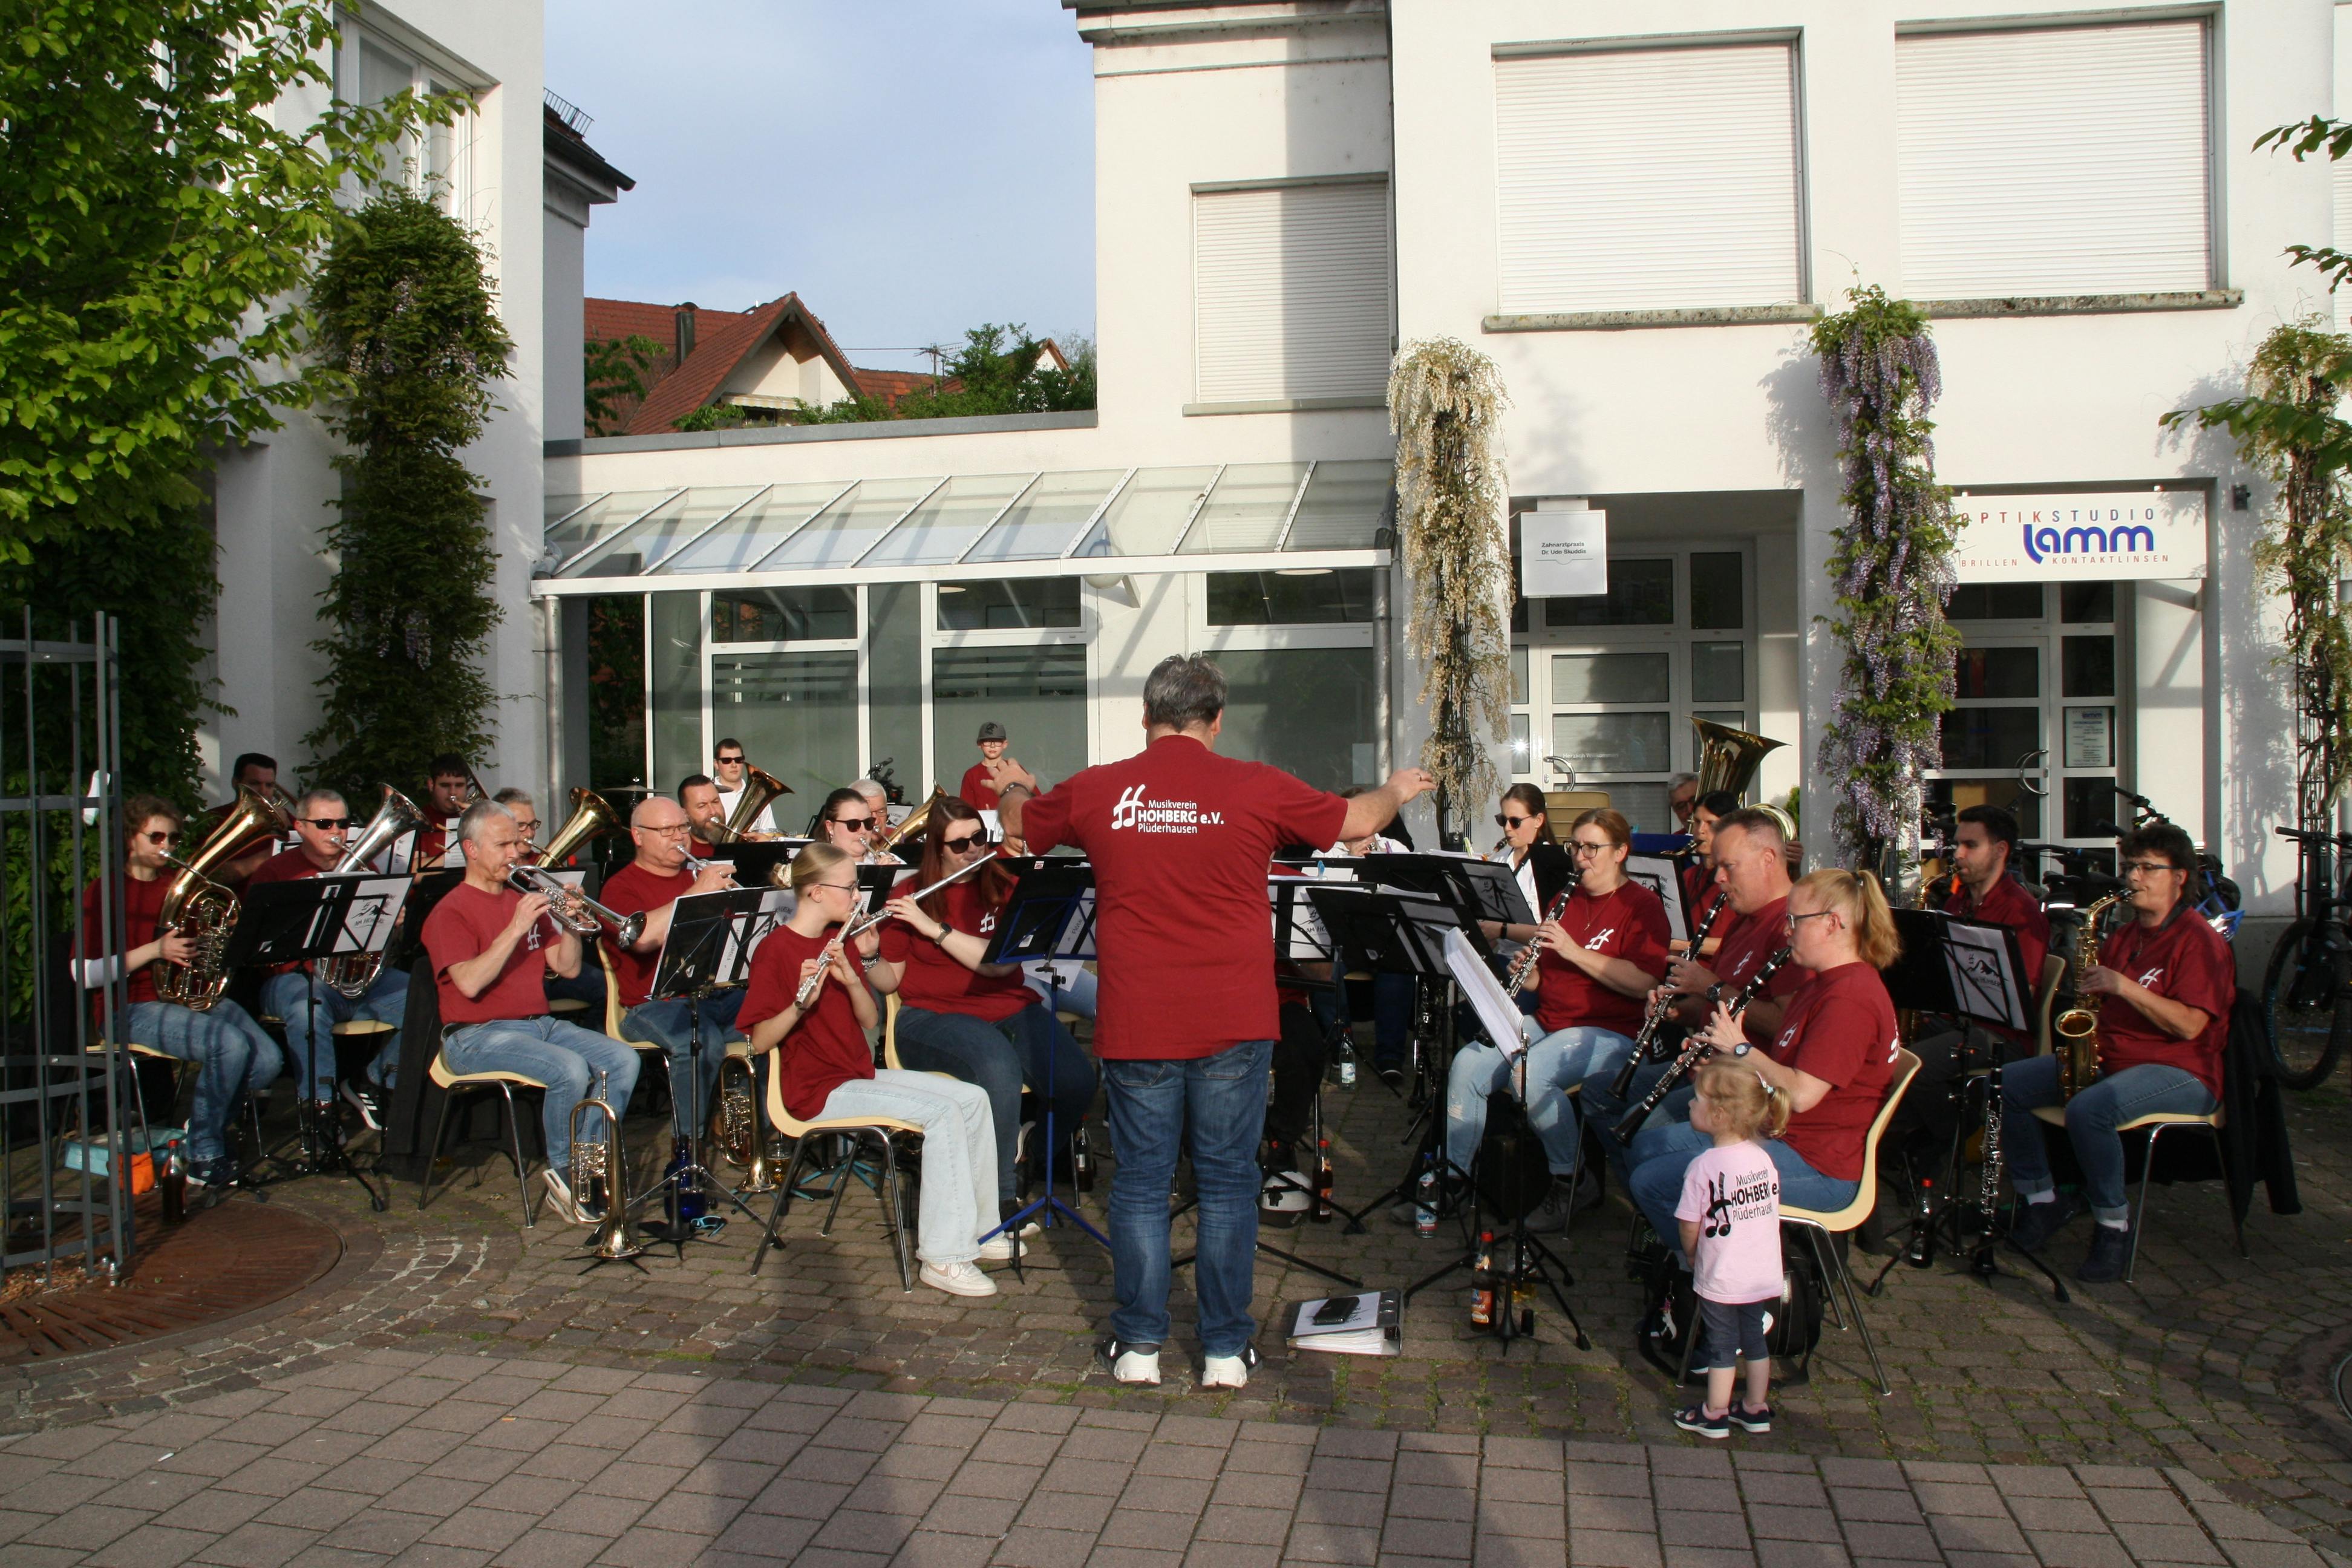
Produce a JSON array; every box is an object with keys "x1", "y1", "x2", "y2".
[
  {"x1": 712, "y1": 1054, "x2": 779, "y2": 1194},
  {"x1": 155, "y1": 784, "x2": 290, "y2": 1011},
  {"x1": 509, "y1": 863, "x2": 645, "y2": 947},
  {"x1": 569, "y1": 1068, "x2": 645, "y2": 1259},
  {"x1": 319, "y1": 785, "x2": 428, "y2": 998}
]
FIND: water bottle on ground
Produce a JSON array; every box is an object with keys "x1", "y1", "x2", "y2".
[{"x1": 1413, "y1": 1153, "x2": 1437, "y2": 1236}]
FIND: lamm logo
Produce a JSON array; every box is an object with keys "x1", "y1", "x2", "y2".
[{"x1": 2017, "y1": 506, "x2": 2160, "y2": 564}]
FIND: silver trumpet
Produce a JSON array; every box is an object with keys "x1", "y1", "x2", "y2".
[
  {"x1": 569, "y1": 1068, "x2": 646, "y2": 1259},
  {"x1": 509, "y1": 863, "x2": 645, "y2": 947}
]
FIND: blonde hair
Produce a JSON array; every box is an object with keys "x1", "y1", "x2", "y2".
[
  {"x1": 1794, "y1": 867, "x2": 1901, "y2": 969},
  {"x1": 1695, "y1": 1059, "x2": 1791, "y2": 1142},
  {"x1": 789, "y1": 840, "x2": 852, "y2": 897},
  {"x1": 1569, "y1": 807, "x2": 1632, "y2": 848}
]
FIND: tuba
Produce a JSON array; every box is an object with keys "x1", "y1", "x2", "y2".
[
  {"x1": 569, "y1": 1068, "x2": 645, "y2": 1258},
  {"x1": 2053, "y1": 893, "x2": 2121, "y2": 1100},
  {"x1": 701, "y1": 765, "x2": 791, "y2": 843},
  {"x1": 538, "y1": 786, "x2": 626, "y2": 868},
  {"x1": 711, "y1": 1054, "x2": 779, "y2": 1194},
  {"x1": 155, "y1": 785, "x2": 292, "y2": 1011},
  {"x1": 872, "y1": 785, "x2": 946, "y2": 858},
  {"x1": 1691, "y1": 717, "x2": 1785, "y2": 803},
  {"x1": 318, "y1": 785, "x2": 428, "y2": 998}
]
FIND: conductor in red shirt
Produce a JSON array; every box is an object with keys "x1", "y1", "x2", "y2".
[
  {"x1": 2001, "y1": 823, "x2": 2232, "y2": 1282},
  {"x1": 999, "y1": 654, "x2": 1431, "y2": 1390}
]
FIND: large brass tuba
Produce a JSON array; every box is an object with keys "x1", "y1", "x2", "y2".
[
  {"x1": 538, "y1": 786, "x2": 626, "y2": 868},
  {"x1": 873, "y1": 785, "x2": 946, "y2": 858},
  {"x1": 711, "y1": 1053, "x2": 779, "y2": 1193},
  {"x1": 319, "y1": 785, "x2": 429, "y2": 998},
  {"x1": 699, "y1": 765, "x2": 792, "y2": 843},
  {"x1": 2053, "y1": 893, "x2": 2122, "y2": 1100},
  {"x1": 155, "y1": 785, "x2": 291, "y2": 1010},
  {"x1": 1691, "y1": 717, "x2": 1785, "y2": 803}
]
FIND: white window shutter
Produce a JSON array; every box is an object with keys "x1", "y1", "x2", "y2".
[
  {"x1": 1896, "y1": 22, "x2": 2212, "y2": 299},
  {"x1": 1493, "y1": 45, "x2": 1803, "y2": 315},
  {"x1": 1193, "y1": 181, "x2": 1392, "y2": 405}
]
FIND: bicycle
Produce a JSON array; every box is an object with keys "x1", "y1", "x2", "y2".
[{"x1": 2262, "y1": 824, "x2": 2352, "y2": 1091}]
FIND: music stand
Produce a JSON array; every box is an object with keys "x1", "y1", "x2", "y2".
[
  {"x1": 976, "y1": 857, "x2": 1107, "y2": 1266},
  {"x1": 226, "y1": 872, "x2": 407, "y2": 1210},
  {"x1": 630, "y1": 886, "x2": 771, "y2": 1256},
  {"x1": 697, "y1": 840, "x2": 805, "y2": 890},
  {"x1": 1869, "y1": 910, "x2": 2066, "y2": 1301}
]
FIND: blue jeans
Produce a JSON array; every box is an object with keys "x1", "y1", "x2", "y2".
[
  {"x1": 441, "y1": 1017, "x2": 641, "y2": 1172},
  {"x1": 895, "y1": 1002, "x2": 1096, "y2": 1203},
  {"x1": 819, "y1": 1070, "x2": 996, "y2": 1266},
  {"x1": 620, "y1": 992, "x2": 745, "y2": 1138},
  {"x1": 121, "y1": 999, "x2": 283, "y2": 1163},
  {"x1": 2001, "y1": 1054, "x2": 2216, "y2": 1224},
  {"x1": 1445, "y1": 1026, "x2": 1632, "y2": 1181},
  {"x1": 1362, "y1": 973, "x2": 1415, "y2": 1068},
  {"x1": 262, "y1": 967, "x2": 409, "y2": 1101},
  {"x1": 1579, "y1": 1054, "x2": 1688, "y2": 1180},
  {"x1": 1628, "y1": 1120, "x2": 1857, "y2": 1266},
  {"x1": 1103, "y1": 1039, "x2": 1271, "y2": 1356}
]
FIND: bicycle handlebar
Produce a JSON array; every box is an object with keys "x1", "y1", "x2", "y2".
[{"x1": 2275, "y1": 825, "x2": 2352, "y2": 848}]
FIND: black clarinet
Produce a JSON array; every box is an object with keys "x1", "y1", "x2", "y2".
[
  {"x1": 1606, "y1": 889, "x2": 1733, "y2": 1100},
  {"x1": 1612, "y1": 944, "x2": 1794, "y2": 1146}
]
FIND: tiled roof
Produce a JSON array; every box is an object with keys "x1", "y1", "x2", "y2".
[
  {"x1": 851, "y1": 367, "x2": 947, "y2": 410},
  {"x1": 624, "y1": 293, "x2": 868, "y2": 436},
  {"x1": 584, "y1": 298, "x2": 749, "y2": 349}
]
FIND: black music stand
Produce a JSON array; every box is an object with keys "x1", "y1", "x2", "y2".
[
  {"x1": 696, "y1": 840, "x2": 805, "y2": 890},
  {"x1": 226, "y1": 872, "x2": 407, "y2": 1210},
  {"x1": 978, "y1": 857, "x2": 1107, "y2": 1267},
  {"x1": 630, "y1": 886, "x2": 771, "y2": 1255},
  {"x1": 1266, "y1": 871, "x2": 1355, "y2": 1221},
  {"x1": 1869, "y1": 910, "x2": 2067, "y2": 1301}
]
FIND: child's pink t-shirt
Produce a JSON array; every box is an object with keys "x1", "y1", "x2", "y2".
[{"x1": 1675, "y1": 1140, "x2": 1783, "y2": 1304}]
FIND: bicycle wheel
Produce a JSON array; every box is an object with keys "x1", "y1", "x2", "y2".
[{"x1": 2261, "y1": 916, "x2": 2350, "y2": 1090}]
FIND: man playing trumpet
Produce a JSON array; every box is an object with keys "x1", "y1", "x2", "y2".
[
  {"x1": 422, "y1": 799, "x2": 640, "y2": 1224},
  {"x1": 601, "y1": 796, "x2": 745, "y2": 1142}
]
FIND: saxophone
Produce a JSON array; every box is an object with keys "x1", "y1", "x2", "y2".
[
  {"x1": 2051, "y1": 893, "x2": 2121, "y2": 1101},
  {"x1": 154, "y1": 785, "x2": 290, "y2": 1010}
]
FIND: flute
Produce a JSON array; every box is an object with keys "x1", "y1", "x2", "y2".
[
  {"x1": 786, "y1": 849, "x2": 1002, "y2": 1008},
  {"x1": 795, "y1": 887, "x2": 873, "y2": 1009}
]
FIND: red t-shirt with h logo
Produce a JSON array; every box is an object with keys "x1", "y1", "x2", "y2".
[
  {"x1": 598, "y1": 861, "x2": 694, "y2": 1009},
  {"x1": 1534, "y1": 879, "x2": 1673, "y2": 1037},
  {"x1": 1015, "y1": 734, "x2": 1347, "y2": 1059},
  {"x1": 880, "y1": 881, "x2": 1034, "y2": 1023},
  {"x1": 423, "y1": 883, "x2": 562, "y2": 1025},
  {"x1": 1766, "y1": 960, "x2": 1901, "y2": 1182},
  {"x1": 2096, "y1": 906, "x2": 2233, "y2": 1099}
]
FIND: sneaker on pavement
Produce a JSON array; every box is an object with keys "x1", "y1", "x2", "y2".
[
  {"x1": 1200, "y1": 1344, "x2": 1261, "y2": 1391},
  {"x1": 920, "y1": 1260, "x2": 999, "y2": 1298},
  {"x1": 978, "y1": 1229, "x2": 1036, "y2": 1261},
  {"x1": 2006, "y1": 1192, "x2": 2082, "y2": 1253},
  {"x1": 540, "y1": 1168, "x2": 588, "y2": 1226},
  {"x1": 1523, "y1": 1175, "x2": 1573, "y2": 1234},
  {"x1": 1097, "y1": 1338, "x2": 1161, "y2": 1385},
  {"x1": 2074, "y1": 1221, "x2": 2134, "y2": 1283},
  {"x1": 339, "y1": 1079, "x2": 385, "y2": 1132},
  {"x1": 183, "y1": 1155, "x2": 235, "y2": 1189},
  {"x1": 1727, "y1": 1400, "x2": 1774, "y2": 1434},
  {"x1": 1673, "y1": 1403, "x2": 1731, "y2": 1440},
  {"x1": 1377, "y1": 1065, "x2": 1407, "y2": 1094}
]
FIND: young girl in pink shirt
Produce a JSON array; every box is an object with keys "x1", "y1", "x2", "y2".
[{"x1": 1673, "y1": 1061, "x2": 1789, "y2": 1439}]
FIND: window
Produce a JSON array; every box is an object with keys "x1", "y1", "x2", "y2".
[
  {"x1": 1206, "y1": 568, "x2": 1377, "y2": 626},
  {"x1": 1218, "y1": 648, "x2": 1379, "y2": 794},
  {"x1": 932, "y1": 646, "x2": 1088, "y2": 789},
  {"x1": 1895, "y1": 21, "x2": 2211, "y2": 298},
  {"x1": 712, "y1": 587, "x2": 855, "y2": 643},
  {"x1": 1494, "y1": 43, "x2": 1803, "y2": 314},
  {"x1": 348, "y1": 31, "x2": 475, "y2": 220},
  {"x1": 1193, "y1": 179, "x2": 1392, "y2": 404},
  {"x1": 710, "y1": 652, "x2": 861, "y2": 804},
  {"x1": 936, "y1": 579, "x2": 1081, "y2": 632}
]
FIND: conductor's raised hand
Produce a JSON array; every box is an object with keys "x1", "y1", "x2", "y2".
[{"x1": 1387, "y1": 766, "x2": 1434, "y2": 804}]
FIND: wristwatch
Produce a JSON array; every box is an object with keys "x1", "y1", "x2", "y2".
[
  {"x1": 1730, "y1": 1040, "x2": 1751, "y2": 1058},
  {"x1": 929, "y1": 926, "x2": 953, "y2": 949},
  {"x1": 1704, "y1": 982, "x2": 1726, "y2": 1005}
]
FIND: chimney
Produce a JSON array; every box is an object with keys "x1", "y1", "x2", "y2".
[{"x1": 674, "y1": 303, "x2": 698, "y2": 365}]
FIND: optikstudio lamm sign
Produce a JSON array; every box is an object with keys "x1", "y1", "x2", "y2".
[{"x1": 1947, "y1": 490, "x2": 2206, "y2": 583}]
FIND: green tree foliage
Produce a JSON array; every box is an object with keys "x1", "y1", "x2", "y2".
[
  {"x1": 583, "y1": 333, "x2": 664, "y2": 436},
  {"x1": 792, "y1": 325, "x2": 1096, "y2": 424},
  {"x1": 0, "y1": 0, "x2": 453, "y2": 561},
  {"x1": 304, "y1": 188, "x2": 511, "y2": 799}
]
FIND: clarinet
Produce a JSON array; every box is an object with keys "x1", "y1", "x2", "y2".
[
  {"x1": 1612, "y1": 945, "x2": 1794, "y2": 1146},
  {"x1": 1503, "y1": 871, "x2": 1580, "y2": 999},
  {"x1": 1606, "y1": 889, "x2": 1733, "y2": 1100},
  {"x1": 1970, "y1": 1059, "x2": 2007, "y2": 1275}
]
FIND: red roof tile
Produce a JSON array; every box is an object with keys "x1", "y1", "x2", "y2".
[{"x1": 621, "y1": 292, "x2": 868, "y2": 436}]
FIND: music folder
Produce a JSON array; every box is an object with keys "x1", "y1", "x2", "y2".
[{"x1": 1885, "y1": 909, "x2": 2033, "y2": 1033}]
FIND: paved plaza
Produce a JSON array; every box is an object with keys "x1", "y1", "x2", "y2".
[{"x1": 0, "y1": 1061, "x2": 2345, "y2": 1568}]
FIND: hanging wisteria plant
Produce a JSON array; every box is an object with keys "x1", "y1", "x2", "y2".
[
  {"x1": 1810, "y1": 285, "x2": 1962, "y2": 876},
  {"x1": 1390, "y1": 338, "x2": 1512, "y2": 845}
]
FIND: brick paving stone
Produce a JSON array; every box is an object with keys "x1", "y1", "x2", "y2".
[
  {"x1": 1282, "y1": 1521, "x2": 1380, "y2": 1564},
  {"x1": 1570, "y1": 1527, "x2": 1667, "y2": 1568}
]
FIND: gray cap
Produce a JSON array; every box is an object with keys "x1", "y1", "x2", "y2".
[{"x1": 976, "y1": 722, "x2": 1007, "y2": 742}]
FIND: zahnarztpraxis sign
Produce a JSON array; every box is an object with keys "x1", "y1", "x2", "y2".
[{"x1": 1947, "y1": 491, "x2": 2206, "y2": 583}]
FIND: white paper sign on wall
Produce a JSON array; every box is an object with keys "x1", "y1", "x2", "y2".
[
  {"x1": 1949, "y1": 491, "x2": 2206, "y2": 583},
  {"x1": 1520, "y1": 509, "x2": 1609, "y2": 599}
]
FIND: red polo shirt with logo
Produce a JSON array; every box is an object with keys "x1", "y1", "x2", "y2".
[
  {"x1": 1766, "y1": 960, "x2": 1901, "y2": 1182},
  {"x1": 1534, "y1": 879, "x2": 1673, "y2": 1037},
  {"x1": 1708, "y1": 893, "x2": 1806, "y2": 1041},
  {"x1": 880, "y1": 881, "x2": 1034, "y2": 1023},
  {"x1": 1015, "y1": 734, "x2": 1347, "y2": 1059},
  {"x1": 2096, "y1": 906, "x2": 2234, "y2": 1099}
]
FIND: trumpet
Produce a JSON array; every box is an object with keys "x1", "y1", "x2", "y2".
[{"x1": 509, "y1": 863, "x2": 645, "y2": 947}]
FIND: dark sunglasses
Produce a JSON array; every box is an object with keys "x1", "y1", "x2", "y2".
[
  {"x1": 941, "y1": 832, "x2": 987, "y2": 852},
  {"x1": 302, "y1": 817, "x2": 351, "y2": 831},
  {"x1": 714, "y1": 754, "x2": 744, "y2": 764},
  {"x1": 1495, "y1": 814, "x2": 1535, "y2": 829},
  {"x1": 831, "y1": 815, "x2": 875, "y2": 831},
  {"x1": 137, "y1": 829, "x2": 179, "y2": 845}
]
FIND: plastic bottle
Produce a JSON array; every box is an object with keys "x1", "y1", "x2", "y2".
[
  {"x1": 1073, "y1": 1125, "x2": 1096, "y2": 1194},
  {"x1": 1313, "y1": 1140, "x2": 1334, "y2": 1223},
  {"x1": 669, "y1": 1139, "x2": 706, "y2": 1224},
  {"x1": 1336, "y1": 1038, "x2": 1358, "y2": 1089},
  {"x1": 1905, "y1": 1177, "x2": 1936, "y2": 1269},
  {"x1": 1413, "y1": 1154, "x2": 1438, "y2": 1236},
  {"x1": 1511, "y1": 1241, "x2": 1535, "y2": 1311},
  {"x1": 1470, "y1": 1230, "x2": 1496, "y2": 1326}
]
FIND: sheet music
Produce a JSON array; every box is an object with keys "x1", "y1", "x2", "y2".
[
  {"x1": 1623, "y1": 854, "x2": 1687, "y2": 936},
  {"x1": 329, "y1": 875, "x2": 412, "y2": 956},
  {"x1": 1944, "y1": 921, "x2": 2027, "y2": 1031},
  {"x1": 1445, "y1": 927, "x2": 1527, "y2": 1059},
  {"x1": 722, "y1": 889, "x2": 795, "y2": 980}
]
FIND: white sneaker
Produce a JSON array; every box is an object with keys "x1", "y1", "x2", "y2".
[
  {"x1": 1200, "y1": 1344, "x2": 1261, "y2": 1390},
  {"x1": 1097, "y1": 1338, "x2": 1160, "y2": 1385},
  {"x1": 540, "y1": 1169, "x2": 587, "y2": 1226},
  {"x1": 979, "y1": 1233, "x2": 1020, "y2": 1261},
  {"x1": 920, "y1": 1259, "x2": 999, "y2": 1298}
]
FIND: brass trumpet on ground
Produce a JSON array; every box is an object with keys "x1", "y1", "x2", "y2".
[
  {"x1": 712, "y1": 1053, "x2": 779, "y2": 1194},
  {"x1": 155, "y1": 784, "x2": 292, "y2": 1011},
  {"x1": 319, "y1": 785, "x2": 428, "y2": 999}
]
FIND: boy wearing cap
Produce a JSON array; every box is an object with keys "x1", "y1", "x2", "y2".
[{"x1": 959, "y1": 723, "x2": 1027, "y2": 810}]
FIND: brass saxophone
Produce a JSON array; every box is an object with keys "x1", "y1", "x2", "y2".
[
  {"x1": 2052, "y1": 892, "x2": 2121, "y2": 1101},
  {"x1": 154, "y1": 785, "x2": 290, "y2": 1010}
]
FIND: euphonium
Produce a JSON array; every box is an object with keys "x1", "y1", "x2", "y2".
[
  {"x1": 538, "y1": 786, "x2": 626, "y2": 867},
  {"x1": 711, "y1": 1053, "x2": 778, "y2": 1193},
  {"x1": 319, "y1": 785, "x2": 428, "y2": 999},
  {"x1": 2053, "y1": 893, "x2": 2121, "y2": 1101},
  {"x1": 1691, "y1": 717, "x2": 1785, "y2": 802},
  {"x1": 873, "y1": 785, "x2": 946, "y2": 858},
  {"x1": 569, "y1": 1068, "x2": 645, "y2": 1259},
  {"x1": 155, "y1": 784, "x2": 290, "y2": 1011},
  {"x1": 702, "y1": 765, "x2": 792, "y2": 843}
]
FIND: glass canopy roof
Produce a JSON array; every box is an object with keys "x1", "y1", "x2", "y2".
[{"x1": 542, "y1": 460, "x2": 1393, "y2": 581}]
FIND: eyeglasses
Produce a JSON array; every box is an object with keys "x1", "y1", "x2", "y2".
[
  {"x1": 301, "y1": 817, "x2": 351, "y2": 831},
  {"x1": 644, "y1": 823, "x2": 693, "y2": 838},
  {"x1": 1567, "y1": 840, "x2": 1615, "y2": 857},
  {"x1": 942, "y1": 832, "x2": 986, "y2": 852},
  {"x1": 831, "y1": 816, "x2": 875, "y2": 832},
  {"x1": 1785, "y1": 909, "x2": 1837, "y2": 932},
  {"x1": 137, "y1": 830, "x2": 178, "y2": 845},
  {"x1": 1495, "y1": 814, "x2": 1535, "y2": 829},
  {"x1": 2122, "y1": 860, "x2": 2183, "y2": 877},
  {"x1": 815, "y1": 880, "x2": 859, "y2": 894}
]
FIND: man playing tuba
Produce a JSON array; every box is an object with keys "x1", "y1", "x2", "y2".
[{"x1": 74, "y1": 794, "x2": 285, "y2": 1190}]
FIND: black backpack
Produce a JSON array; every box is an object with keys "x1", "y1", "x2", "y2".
[{"x1": 1635, "y1": 1228, "x2": 1826, "y2": 1385}]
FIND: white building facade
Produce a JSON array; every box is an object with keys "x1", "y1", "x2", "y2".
[{"x1": 540, "y1": 0, "x2": 2343, "y2": 917}]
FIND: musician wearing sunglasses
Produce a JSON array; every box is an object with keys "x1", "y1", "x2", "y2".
[
  {"x1": 815, "y1": 787, "x2": 900, "y2": 864},
  {"x1": 602, "y1": 796, "x2": 745, "y2": 1143},
  {"x1": 74, "y1": 795, "x2": 284, "y2": 1191},
  {"x1": 867, "y1": 795, "x2": 1096, "y2": 1230},
  {"x1": 423, "y1": 800, "x2": 641, "y2": 1226},
  {"x1": 1485, "y1": 785, "x2": 1574, "y2": 968},
  {"x1": 246, "y1": 789, "x2": 411, "y2": 1112},
  {"x1": 711, "y1": 739, "x2": 780, "y2": 836},
  {"x1": 739, "y1": 840, "x2": 1013, "y2": 1298},
  {"x1": 1999, "y1": 823, "x2": 2231, "y2": 1283}
]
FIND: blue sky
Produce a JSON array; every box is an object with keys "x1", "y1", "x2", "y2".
[{"x1": 545, "y1": 2, "x2": 1096, "y2": 373}]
